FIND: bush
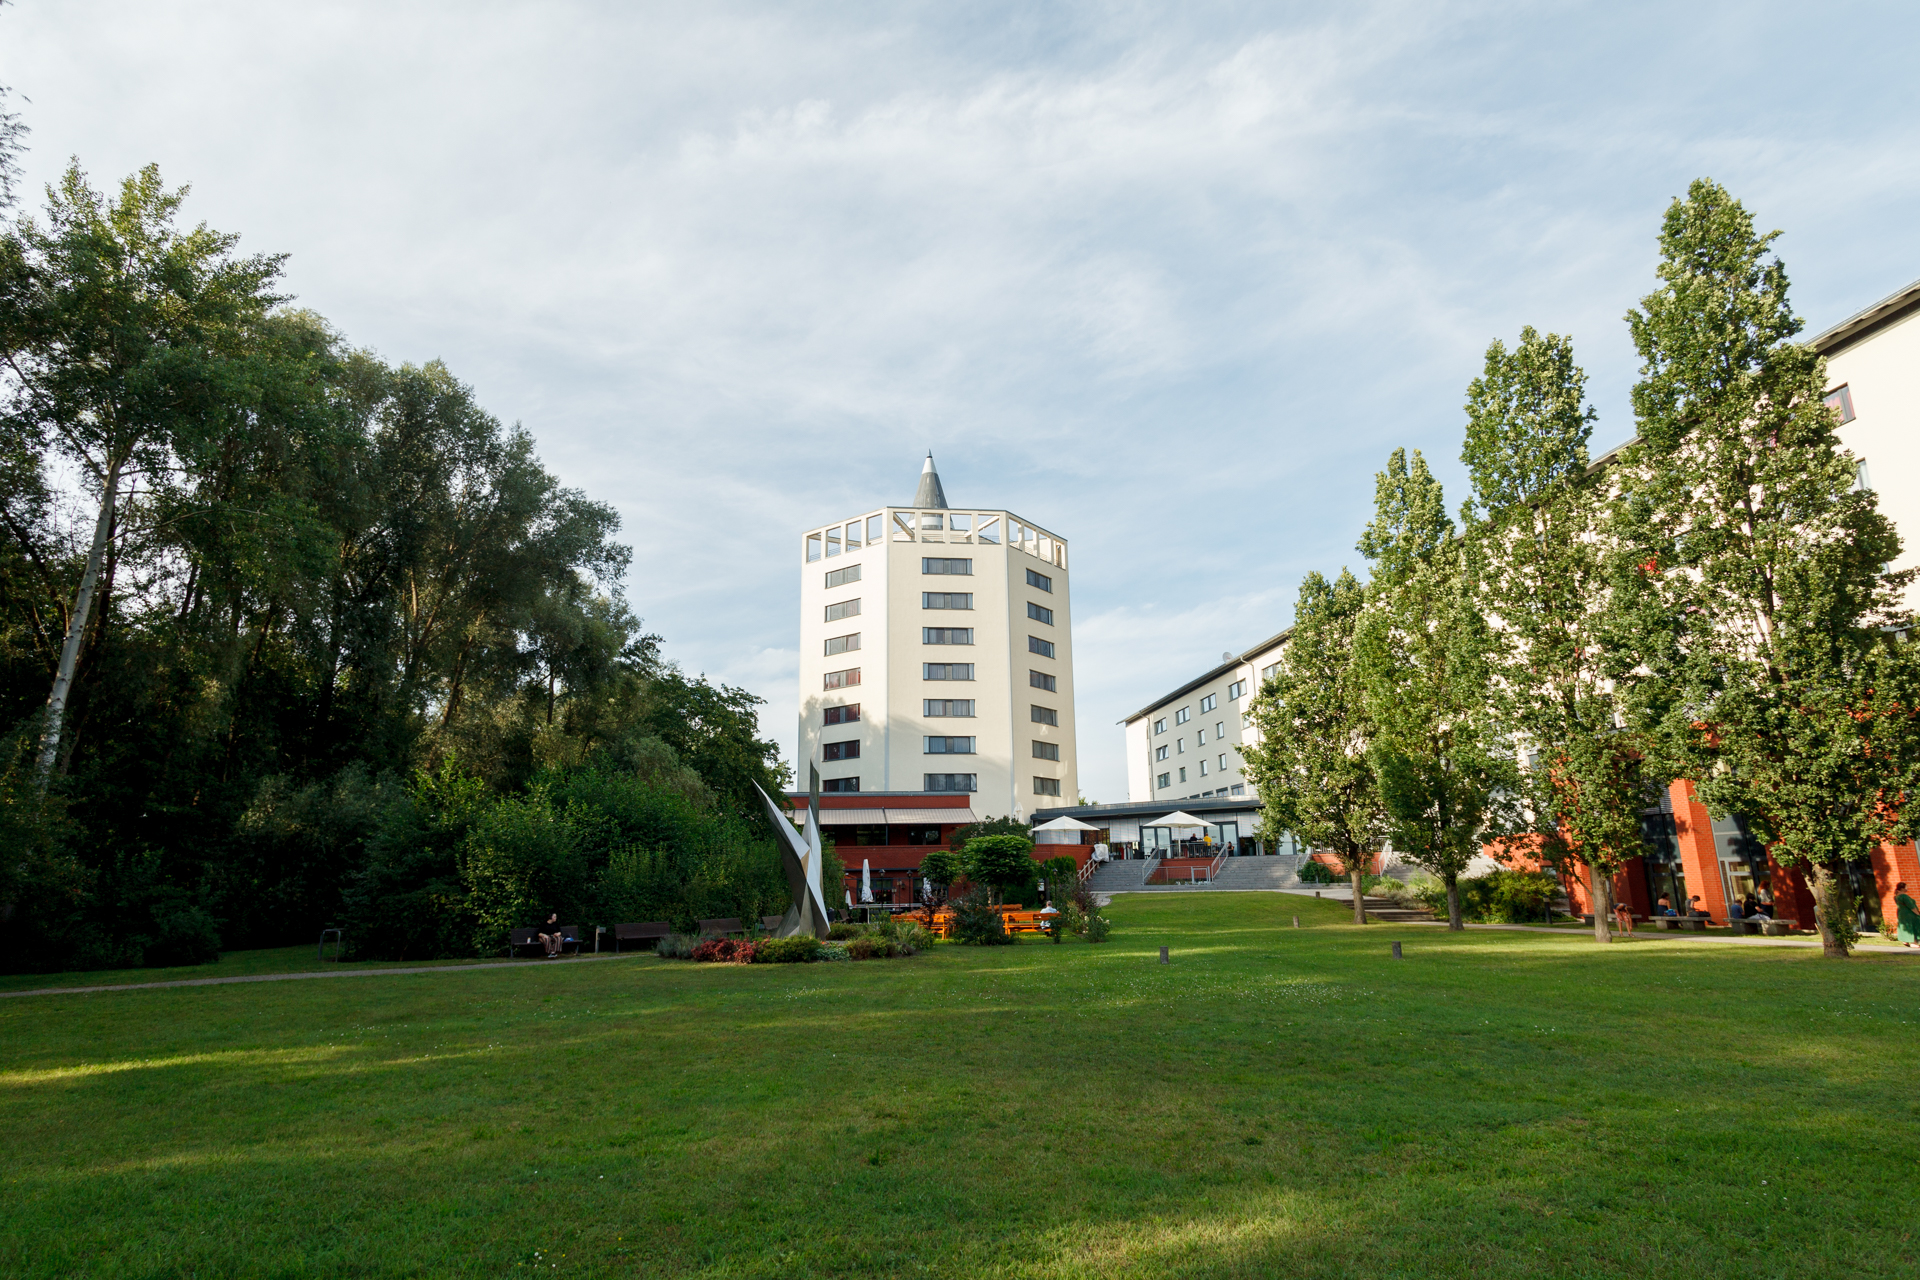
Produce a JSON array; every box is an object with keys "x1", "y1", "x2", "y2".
[
  {"x1": 691, "y1": 937, "x2": 754, "y2": 962},
  {"x1": 1058, "y1": 902, "x2": 1088, "y2": 936},
  {"x1": 818, "y1": 942, "x2": 851, "y2": 961},
  {"x1": 750, "y1": 935, "x2": 823, "y2": 963},
  {"x1": 656, "y1": 931, "x2": 700, "y2": 958},
  {"x1": 847, "y1": 933, "x2": 891, "y2": 959},
  {"x1": 951, "y1": 889, "x2": 1012, "y2": 945},
  {"x1": 1084, "y1": 913, "x2": 1112, "y2": 943},
  {"x1": 882, "y1": 920, "x2": 933, "y2": 955},
  {"x1": 1414, "y1": 871, "x2": 1561, "y2": 923},
  {"x1": 1297, "y1": 859, "x2": 1336, "y2": 884},
  {"x1": 827, "y1": 922, "x2": 863, "y2": 940}
]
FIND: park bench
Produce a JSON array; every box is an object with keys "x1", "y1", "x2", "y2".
[
  {"x1": 508, "y1": 924, "x2": 582, "y2": 957},
  {"x1": 612, "y1": 921, "x2": 672, "y2": 952},
  {"x1": 697, "y1": 917, "x2": 746, "y2": 938},
  {"x1": 1000, "y1": 911, "x2": 1051, "y2": 935}
]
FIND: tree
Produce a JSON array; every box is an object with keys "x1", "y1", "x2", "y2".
[
  {"x1": 949, "y1": 813, "x2": 1027, "y2": 853},
  {"x1": 918, "y1": 847, "x2": 961, "y2": 906},
  {"x1": 1354, "y1": 449, "x2": 1518, "y2": 930},
  {"x1": 961, "y1": 832, "x2": 1037, "y2": 904},
  {"x1": 1460, "y1": 327, "x2": 1654, "y2": 943},
  {"x1": 1242, "y1": 569, "x2": 1386, "y2": 924},
  {"x1": 0, "y1": 1, "x2": 25, "y2": 211},
  {"x1": 1613, "y1": 179, "x2": 1920, "y2": 958}
]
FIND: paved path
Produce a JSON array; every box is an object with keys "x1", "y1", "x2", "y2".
[
  {"x1": 0, "y1": 952, "x2": 643, "y2": 999},
  {"x1": 1386, "y1": 918, "x2": 1920, "y2": 952}
]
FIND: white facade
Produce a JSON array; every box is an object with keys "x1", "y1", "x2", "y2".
[
  {"x1": 1122, "y1": 629, "x2": 1289, "y2": 804},
  {"x1": 796, "y1": 458, "x2": 1078, "y2": 815}
]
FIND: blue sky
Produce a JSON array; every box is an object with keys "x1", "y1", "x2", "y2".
[{"x1": 9, "y1": 0, "x2": 1919, "y2": 802}]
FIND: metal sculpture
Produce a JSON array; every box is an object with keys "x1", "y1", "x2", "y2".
[{"x1": 754, "y1": 763, "x2": 833, "y2": 939}]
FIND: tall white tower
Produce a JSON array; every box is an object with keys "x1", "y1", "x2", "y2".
[{"x1": 796, "y1": 455, "x2": 1078, "y2": 814}]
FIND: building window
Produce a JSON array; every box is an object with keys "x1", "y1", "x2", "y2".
[
  {"x1": 825, "y1": 564, "x2": 861, "y2": 589},
  {"x1": 1178, "y1": 767, "x2": 1187, "y2": 783},
  {"x1": 1227, "y1": 680, "x2": 1246, "y2": 701},
  {"x1": 1197, "y1": 728, "x2": 1207, "y2": 746},
  {"x1": 1033, "y1": 777, "x2": 1062, "y2": 796},
  {"x1": 1176, "y1": 738, "x2": 1185, "y2": 754},
  {"x1": 1029, "y1": 670, "x2": 1056, "y2": 692},
  {"x1": 923, "y1": 592, "x2": 973, "y2": 609},
  {"x1": 1199, "y1": 693, "x2": 1217, "y2": 713},
  {"x1": 1825, "y1": 384, "x2": 1856, "y2": 424},
  {"x1": 824, "y1": 704, "x2": 861, "y2": 725},
  {"x1": 1028, "y1": 636, "x2": 1055, "y2": 658},
  {"x1": 1026, "y1": 601, "x2": 1054, "y2": 625},
  {"x1": 1262, "y1": 662, "x2": 1281, "y2": 681},
  {"x1": 1153, "y1": 718, "x2": 1167, "y2": 735},
  {"x1": 1033, "y1": 741, "x2": 1060, "y2": 761},
  {"x1": 1157, "y1": 771, "x2": 1171, "y2": 789},
  {"x1": 806, "y1": 533, "x2": 822, "y2": 562},
  {"x1": 1216, "y1": 722, "x2": 1224, "y2": 739},
  {"x1": 924, "y1": 736, "x2": 976, "y2": 754},
  {"x1": 1199, "y1": 759, "x2": 1209, "y2": 776},
  {"x1": 1230, "y1": 783, "x2": 1245, "y2": 796},
  {"x1": 823, "y1": 668, "x2": 861, "y2": 690},
  {"x1": 923, "y1": 627, "x2": 974, "y2": 644},
  {"x1": 1031, "y1": 705, "x2": 1059, "y2": 726},
  {"x1": 922, "y1": 557, "x2": 973, "y2": 575},
  {"x1": 825, "y1": 633, "x2": 861, "y2": 656},
  {"x1": 825, "y1": 526, "x2": 841, "y2": 557},
  {"x1": 1175, "y1": 707, "x2": 1191, "y2": 725},
  {"x1": 822, "y1": 777, "x2": 859, "y2": 793},
  {"x1": 824, "y1": 599, "x2": 861, "y2": 622},
  {"x1": 1026, "y1": 568, "x2": 1052, "y2": 592},
  {"x1": 1156, "y1": 745, "x2": 1169, "y2": 761},
  {"x1": 822, "y1": 740, "x2": 861, "y2": 761},
  {"x1": 1218, "y1": 753, "x2": 1227, "y2": 771},
  {"x1": 924, "y1": 699, "x2": 975, "y2": 716},
  {"x1": 923, "y1": 663, "x2": 974, "y2": 680},
  {"x1": 925, "y1": 773, "x2": 977, "y2": 792}
]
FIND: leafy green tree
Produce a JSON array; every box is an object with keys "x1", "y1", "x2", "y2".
[
  {"x1": 961, "y1": 832, "x2": 1037, "y2": 904},
  {"x1": 1460, "y1": 326, "x2": 1653, "y2": 942},
  {"x1": 949, "y1": 813, "x2": 1027, "y2": 852},
  {"x1": 1242, "y1": 569, "x2": 1386, "y2": 923},
  {"x1": 1354, "y1": 449, "x2": 1518, "y2": 930},
  {"x1": 1613, "y1": 179, "x2": 1920, "y2": 957},
  {"x1": 918, "y1": 846, "x2": 962, "y2": 905}
]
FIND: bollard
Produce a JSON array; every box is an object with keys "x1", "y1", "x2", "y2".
[
  {"x1": 1315, "y1": 890, "x2": 1321, "y2": 899},
  {"x1": 1292, "y1": 915, "x2": 1299, "y2": 928},
  {"x1": 1159, "y1": 945, "x2": 1169, "y2": 965},
  {"x1": 1391, "y1": 941, "x2": 1403, "y2": 959}
]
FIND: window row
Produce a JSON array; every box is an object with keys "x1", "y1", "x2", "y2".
[
  {"x1": 1030, "y1": 670, "x2": 1055, "y2": 692},
  {"x1": 925, "y1": 736, "x2": 974, "y2": 754},
  {"x1": 1028, "y1": 636, "x2": 1055, "y2": 658},
  {"x1": 824, "y1": 598, "x2": 861, "y2": 622},
  {"x1": 1026, "y1": 601, "x2": 1053, "y2": 625},
  {"x1": 923, "y1": 557, "x2": 971, "y2": 575},
  {"x1": 824, "y1": 704, "x2": 859, "y2": 725},
  {"x1": 1199, "y1": 693, "x2": 1217, "y2": 713},
  {"x1": 823, "y1": 777, "x2": 859, "y2": 792},
  {"x1": 806, "y1": 516, "x2": 885, "y2": 562},
  {"x1": 1026, "y1": 568, "x2": 1052, "y2": 593},
  {"x1": 926, "y1": 773, "x2": 975, "y2": 792},
  {"x1": 1227, "y1": 679, "x2": 1246, "y2": 700},
  {"x1": 1031, "y1": 705, "x2": 1058, "y2": 726},
  {"x1": 823, "y1": 739, "x2": 859, "y2": 761},
  {"x1": 1033, "y1": 777, "x2": 1061, "y2": 797},
  {"x1": 924, "y1": 592, "x2": 971, "y2": 609},
  {"x1": 825, "y1": 632, "x2": 860, "y2": 656},
  {"x1": 825, "y1": 564, "x2": 861, "y2": 589},
  {"x1": 924, "y1": 663, "x2": 972, "y2": 680},
  {"x1": 824, "y1": 668, "x2": 861, "y2": 690},
  {"x1": 924, "y1": 627, "x2": 972, "y2": 645},
  {"x1": 925, "y1": 699, "x2": 974, "y2": 716},
  {"x1": 1032, "y1": 741, "x2": 1059, "y2": 761}
]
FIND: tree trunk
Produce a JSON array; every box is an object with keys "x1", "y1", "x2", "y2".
[
  {"x1": 1809, "y1": 864, "x2": 1852, "y2": 959},
  {"x1": 1445, "y1": 872, "x2": 1462, "y2": 930},
  {"x1": 35, "y1": 457, "x2": 121, "y2": 789},
  {"x1": 1590, "y1": 867, "x2": 1614, "y2": 943},
  {"x1": 1349, "y1": 858, "x2": 1368, "y2": 924}
]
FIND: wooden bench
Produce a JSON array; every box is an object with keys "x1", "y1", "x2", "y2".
[
  {"x1": 697, "y1": 917, "x2": 746, "y2": 938},
  {"x1": 612, "y1": 921, "x2": 672, "y2": 952},
  {"x1": 1001, "y1": 911, "x2": 1051, "y2": 935},
  {"x1": 509, "y1": 924, "x2": 582, "y2": 956}
]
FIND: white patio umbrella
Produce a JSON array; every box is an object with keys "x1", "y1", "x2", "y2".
[
  {"x1": 1032, "y1": 816, "x2": 1099, "y2": 833},
  {"x1": 1152, "y1": 810, "x2": 1209, "y2": 829},
  {"x1": 860, "y1": 858, "x2": 874, "y2": 903}
]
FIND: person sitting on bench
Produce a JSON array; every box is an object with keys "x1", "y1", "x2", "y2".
[
  {"x1": 1655, "y1": 895, "x2": 1677, "y2": 917},
  {"x1": 538, "y1": 911, "x2": 565, "y2": 958},
  {"x1": 1686, "y1": 895, "x2": 1709, "y2": 917},
  {"x1": 1743, "y1": 894, "x2": 1770, "y2": 922}
]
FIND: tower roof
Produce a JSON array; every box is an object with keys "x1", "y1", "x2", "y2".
[{"x1": 912, "y1": 452, "x2": 949, "y2": 509}]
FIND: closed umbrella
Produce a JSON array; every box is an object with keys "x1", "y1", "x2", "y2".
[{"x1": 860, "y1": 858, "x2": 873, "y2": 903}]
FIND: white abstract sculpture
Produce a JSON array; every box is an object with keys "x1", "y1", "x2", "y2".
[{"x1": 754, "y1": 763, "x2": 833, "y2": 939}]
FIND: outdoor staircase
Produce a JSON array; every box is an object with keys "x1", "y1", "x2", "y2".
[{"x1": 1361, "y1": 896, "x2": 1436, "y2": 924}]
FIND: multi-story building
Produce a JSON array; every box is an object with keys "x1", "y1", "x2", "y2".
[
  {"x1": 795, "y1": 454, "x2": 1078, "y2": 817},
  {"x1": 1120, "y1": 629, "x2": 1289, "y2": 807}
]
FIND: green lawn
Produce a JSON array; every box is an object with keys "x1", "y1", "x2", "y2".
[{"x1": 3, "y1": 894, "x2": 1916, "y2": 1279}]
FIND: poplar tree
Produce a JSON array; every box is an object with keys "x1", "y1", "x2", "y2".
[
  {"x1": 1355, "y1": 449, "x2": 1516, "y2": 929},
  {"x1": 1614, "y1": 179, "x2": 1920, "y2": 958},
  {"x1": 1242, "y1": 568, "x2": 1387, "y2": 924},
  {"x1": 1461, "y1": 328, "x2": 1652, "y2": 943}
]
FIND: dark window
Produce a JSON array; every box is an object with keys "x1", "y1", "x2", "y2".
[
  {"x1": 924, "y1": 736, "x2": 976, "y2": 754},
  {"x1": 924, "y1": 773, "x2": 977, "y2": 792},
  {"x1": 1824, "y1": 384, "x2": 1856, "y2": 424},
  {"x1": 823, "y1": 704, "x2": 861, "y2": 725},
  {"x1": 1028, "y1": 636, "x2": 1055, "y2": 657},
  {"x1": 1175, "y1": 707, "x2": 1190, "y2": 724},
  {"x1": 1157, "y1": 771, "x2": 1171, "y2": 789},
  {"x1": 824, "y1": 599, "x2": 861, "y2": 622},
  {"x1": 922, "y1": 558, "x2": 973, "y2": 575},
  {"x1": 924, "y1": 699, "x2": 975, "y2": 716},
  {"x1": 904, "y1": 826, "x2": 943, "y2": 845},
  {"x1": 822, "y1": 740, "x2": 860, "y2": 761},
  {"x1": 1029, "y1": 670, "x2": 1056, "y2": 692},
  {"x1": 1031, "y1": 705, "x2": 1059, "y2": 726},
  {"x1": 823, "y1": 668, "x2": 861, "y2": 690},
  {"x1": 1153, "y1": 718, "x2": 1166, "y2": 734},
  {"x1": 924, "y1": 627, "x2": 974, "y2": 645},
  {"x1": 824, "y1": 633, "x2": 860, "y2": 656},
  {"x1": 1026, "y1": 568, "x2": 1052, "y2": 592},
  {"x1": 1027, "y1": 601, "x2": 1054, "y2": 625},
  {"x1": 1227, "y1": 680, "x2": 1246, "y2": 700},
  {"x1": 1199, "y1": 693, "x2": 1217, "y2": 712},
  {"x1": 1032, "y1": 741, "x2": 1060, "y2": 761},
  {"x1": 1033, "y1": 777, "x2": 1062, "y2": 796},
  {"x1": 922, "y1": 592, "x2": 973, "y2": 609},
  {"x1": 923, "y1": 663, "x2": 975, "y2": 680},
  {"x1": 822, "y1": 777, "x2": 860, "y2": 793},
  {"x1": 825, "y1": 564, "x2": 861, "y2": 589}
]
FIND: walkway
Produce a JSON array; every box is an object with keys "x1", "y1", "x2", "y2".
[{"x1": 0, "y1": 952, "x2": 642, "y2": 1000}]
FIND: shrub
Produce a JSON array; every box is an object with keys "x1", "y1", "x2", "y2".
[
  {"x1": 881, "y1": 920, "x2": 933, "y2": 955},
  {"x1": 951, "y1": 888, "x2": 1012, "y2": 945},
  {"x1": 656, "y1": 931, "x2": 700, "y2": 958},
  {"x1": 1058, "y1": 902, "x2": 1088, "y2": 936},
  {"x1": 1084, "y1": 913, "x2": 1112, "y2": 943},
  {"x1": 1070, "y1": 880, "x2": 1098, "y2": 917},
  {"x1": 691, "y1": 937, "x2": 753, "y2": 962},
  {"x1": 1413, "y1": 871, "x2": 1560, "y2": 923},
  {"x1": 750, "y1": 935, "x2": 823, "y2": 963},
  {"x1": 847, "y1": 933, "x2": 891, "y2": 959},
  {"x1": 1297, "y1": 859, "x2": 1336, "y2": 884},
  {"x1": 818, "y1": 943, "x2": 851, "y2": 961},
  {"x1": 827, "y1": 922, "x2": 864, "y2": 940}
]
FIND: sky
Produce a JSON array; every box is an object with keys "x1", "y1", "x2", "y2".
[{"x1": 7, "y1": 0, "x2": 1919, "y2": 803}]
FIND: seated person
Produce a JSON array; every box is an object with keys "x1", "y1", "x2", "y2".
[
  {"x1": 1742, "y1": 894, "x2": 1770, "y2": 922},
  {"x1": 1655, "y1": 895, "x2": 1677, "y2": 917},
  {"x1": 538, "y1": 911, "x2": 566, "y2": 958},
  {"x1": 1728, "y1": 898, "x2": 1744, "y2": 919},
  {"x1": 1687, "y1": 895, "x2": 1709, "y2": 917}
]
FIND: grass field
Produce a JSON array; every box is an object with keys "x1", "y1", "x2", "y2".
[{"x1": 4, "y1": 893, "x2": 1917, "y2": 1279}]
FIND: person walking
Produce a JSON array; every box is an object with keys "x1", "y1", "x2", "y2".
[{"x1": 1895, "y1": 882, "x2": 1920, "y2": 949}]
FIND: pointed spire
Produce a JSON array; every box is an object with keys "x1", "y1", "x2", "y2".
[{"x1": 912, "y1": 452, "x2": 949, "y2": 509}]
